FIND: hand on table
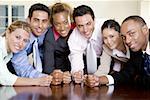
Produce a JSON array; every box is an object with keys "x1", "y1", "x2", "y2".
[{"x1": 51, "y1": 69, "x2": 63, "y2": 85}]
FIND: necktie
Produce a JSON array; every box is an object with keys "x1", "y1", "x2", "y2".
[
  {"x1": 33, "y1": 39, "x2": 42, "y2": 72},
  {"x1": 143, "y1": 52, "x2": 150, "y2": 76},
  {"x1": 86, "y1": 40, "x2": 97, "y2": 74}
]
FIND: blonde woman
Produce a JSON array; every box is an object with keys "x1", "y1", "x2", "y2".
[{"x1": 0, "y1": 20, "x2": 52, "y2": 86}]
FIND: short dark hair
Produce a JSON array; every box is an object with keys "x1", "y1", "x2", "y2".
[
  {"x1": 122, "y1": 15, "x2": 146, "y2": 26},
  {"x1": 28, "y1": 3, "x2": 50, "y2": 19},
  {"x1": 101, "y1": 19, "x2": 120, "y2": 33},
  {"x1": 73, "y1": 5, "x2": 95, "y2": 22}
]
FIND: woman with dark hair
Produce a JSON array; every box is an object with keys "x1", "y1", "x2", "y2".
[
  {"x1": 84, "y1": 19, "x2": 130, "y2": 87},
  {"x1": 43, "y1": 3, "x2": 75, "y2": 85}
]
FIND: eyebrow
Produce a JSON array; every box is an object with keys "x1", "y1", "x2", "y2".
[{"x1": 126, "y1": 30, "x2": 132, "y2": 34}]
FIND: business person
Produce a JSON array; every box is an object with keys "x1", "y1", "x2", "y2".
[
  {"x1": 68, "y1": 5, "x2": 104, "y2": 83},
  {"x1": 84, "y1": 19, "x2": 130, "y2": 87},
  {"x1": 0, "y1": 20, "x2": 52, "y2": 86},
  {"x1": 120, "y1": 15, "x2": 150, "y2": 87},
  {"x1": 90, "y1": 16, "x2": 150, "y2": 87},
  {"x1": 11, "y1": 3, "x2": 51, "y2": 78},
  {"x1": 43, "y1": 3, "x2": 75, "y2": 85}
]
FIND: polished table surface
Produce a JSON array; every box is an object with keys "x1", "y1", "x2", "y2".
[{"x1": 0, "y1": 83, "x2": 150, "y2": 100}]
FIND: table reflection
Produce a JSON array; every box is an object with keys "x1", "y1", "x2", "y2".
[{"x1": 0, "y1": 83, "x2": 150, "y2": 100}]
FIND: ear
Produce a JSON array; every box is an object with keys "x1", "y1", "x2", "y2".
[
  {"x1": 5, "y1": 29, "x2": 10, "y2": 39},
  {"x1": 142, "y1": 25, "x2": 149, "y2": 36},
  {"x1": 26, "y1": 17, "x2": 30, "y2": 24}
]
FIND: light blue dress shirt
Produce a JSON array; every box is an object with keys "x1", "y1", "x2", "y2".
[{"x1": 11, "y1": 29, "x2": 49, "y2": 78}]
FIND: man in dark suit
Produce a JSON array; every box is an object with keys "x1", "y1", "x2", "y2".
[
  {"x1": 119, "y1": 15, "x2": 150, "y2": 86},
  {"x1": 84, "y1": 15, "x2": 150, "y2": 87}
]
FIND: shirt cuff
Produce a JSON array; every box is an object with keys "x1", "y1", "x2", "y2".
[
  {"x1": 105, "y1": 75, "x2": 114, "y2": 85},
  {"x1": 71, "y1": 70, "x2": 83, "y2": 75}
]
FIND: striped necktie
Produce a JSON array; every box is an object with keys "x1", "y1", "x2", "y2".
[{"x1": 143, "y1": 52, "x2": 150, "y2": 76}]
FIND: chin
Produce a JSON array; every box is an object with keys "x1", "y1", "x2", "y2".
[
  {"x1": 131, "y1": 48, "x2": 139, "y2": 52},
  {"x1": 13, "y1": 49, "x2": 20, "y2": 53},
  {"x1": 61, "y1": 34, "x2": 68, "y2": 37},
  {"x1": 85, "y1": 36, "x2": 91, "y2": 39}
]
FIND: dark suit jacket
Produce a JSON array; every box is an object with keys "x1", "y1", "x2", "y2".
[
  {"x1": 111, "y1": 36, "x2": 150, "y2": 88},
  {"x1": 43, "y1": 27, "x2": 72, "y2": 74}
]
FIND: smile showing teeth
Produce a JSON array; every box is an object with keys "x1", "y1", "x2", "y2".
[
  {"x1": 14, "y1": 45, "x2": 20, "y2": 50},
  {"x1": 36, "y1": 28, "x2": 42, "y2": 33},
  {"x1": 60, "y1": 31, "x2": 66, "y2": 34}
]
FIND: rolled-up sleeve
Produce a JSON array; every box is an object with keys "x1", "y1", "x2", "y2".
[
  {"x1": 11, "y1": 50, "x2": 47, "y2": 78},
  {"x1": 68, "y1": 29, "x2": 86, "y2": 74}
]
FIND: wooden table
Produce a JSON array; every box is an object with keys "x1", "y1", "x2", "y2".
[{"x1": 0, "y1": 83, "x2": 150, "y2": 100}]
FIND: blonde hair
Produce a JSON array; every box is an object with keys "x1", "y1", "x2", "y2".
[
  {"x1": 3, "y1": 20, "x2": 31, "y2": 36},
  {"x1": 49, "y1": 2, "x2": 73, "y2": 24}
]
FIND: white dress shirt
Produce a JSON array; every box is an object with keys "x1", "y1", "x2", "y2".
[
  {"x1": 143, "y1": 41, "x2": 150, "y2": 55},
  {"x1": 68, "y1": 19, "x2": 104, "y2": 73},
  {"x1": 0, "y1": 36, "x2": 18, "y2": 85}
]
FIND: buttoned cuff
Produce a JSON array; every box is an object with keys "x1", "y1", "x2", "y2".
[{"x1": 105, "y1": 75, "x2": 114, "y2": 85}]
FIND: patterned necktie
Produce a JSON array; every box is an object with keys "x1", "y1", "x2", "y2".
[
  {"x1": 33, "y1": 39, "x2": 42, "y2": 72},
  {"x1": 86, "y1": 40, "x2": 97, "y2": 74},
  {"x1": 143, "y1": 52, "x2": 150, "y2": 76}
]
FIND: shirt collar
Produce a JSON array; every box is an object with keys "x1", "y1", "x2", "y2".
[
  {"x1": 89, "y1": 20, "x2": 98, "y2": 42},
  {"x1": 145, "y1": 41, "x2": 150, "y2": 55},
  {"x1": 29, "y1": 28, "x2": 48, "y2": 44},
  {"x1": 112, "y1": 46, "x2": 130, "y2": 59},
  {"x1": 1, "y1": 36, "x2": 13, "y2": 59},
  {"x1": 1, "y1": 37, "x2": 8, "y2": 57},
  {"x1": 53, "y1": 27, "x2": 60, "y2": 41}
]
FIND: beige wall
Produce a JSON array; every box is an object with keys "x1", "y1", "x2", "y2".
[
  {"x1": 61, "y1": 0, "x2": 141, "y2": 24},
  {"x1": 140, "y1": 0, "x2": 150, "y2": 28},
  {"x1": 0, "y1": 0, "x2": 149, "y2": 26}
]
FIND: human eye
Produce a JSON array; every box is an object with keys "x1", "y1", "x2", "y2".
[
  {"x1": 33, "y1": 18, "x2": 39, "y2": 22},
  {"x1": 77, "y1": 25, "x2": 83, "y2": 29},
  {"x1": 121, "y1": 35, "x2": 126, "y2": 40},
  {"x1": 129, "y1": 32, "x2": 135, "y2": 37},
  {"x1": 43, "y1": 19, "x2": 48, "y2": 23},
  {"x1": 23, "y1": 39, "x2": 29, "y2": 43},
  {"x1": 103, "y1": 37, "x2": 107, "y2": 40},
  {"x1": 110, "y1": 35, "x2": 114, "y2": 38},
  {"x1": 54, "y1": 22, "x2": 60, "y2": 27},
  {"x1": 64, "y1": 20, "x2": 68, "y2": 25},
  {"x1": 15, "y1": 35, "x2": 21, "y2": 40},
  {"x1": 87, "y1": 22, "x2": 91, "y2": 26}
]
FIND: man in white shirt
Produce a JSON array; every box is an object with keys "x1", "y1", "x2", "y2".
[{"x1": 68, "y1": 5, "x2": 103, "y2": 83}]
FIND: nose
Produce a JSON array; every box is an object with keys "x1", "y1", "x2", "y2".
[
  {"x1": 60, "y1": 24, "x2": 65, "y2": 31},
  {"x1": 38, "y1": 21, "x2": 43, "y2": 28},
  {"x1": 19, "y1": 40, "x2": 24, "y2": 49},
  {"x1": 83, "y1": 26, "x2": 88, "y2": 33},
  {"x1": 107, "y1": 38, "x2": 111, "y2": 45}
]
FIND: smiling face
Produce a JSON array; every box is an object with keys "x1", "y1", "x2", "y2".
[
  {"x1": 53, "y1": 12, "x2": 71, "y2": 37},
  {"x1": 28, "y1": 10, "x2": 49, "y2": 37},
  {"x1": 121, "y1": 20, "x2": 148, "y2": 51},
  {"x1": 75, "y1": 14, "x2": 95, "y2": 39},
  {"x1": 103, "y1": 28, "x2": 121, "y2": 50},
  {"x1": 7, "y1": 28, "x2": 30, "y2": 53}
]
